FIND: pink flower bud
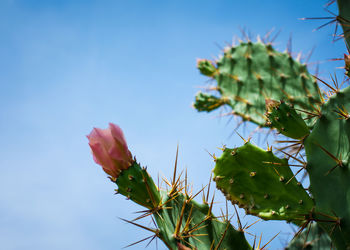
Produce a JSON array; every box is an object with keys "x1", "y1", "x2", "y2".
[{"x1": 87, "y1": 123, "x2": 133, "y2": 179}]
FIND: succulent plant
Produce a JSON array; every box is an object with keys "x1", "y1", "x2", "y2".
[
  {"x1": 88, "y1": 124, "x2": 252, "y2": 249},
  {"x1": 194, "y1": 41, "x2": 322, "y2": 128},
  {"x1": 89, "y1": 1, "x2": 350, "y2": 249},
  {"x1": 193, "y1": 1, "x2": 350, "y2": 248}
]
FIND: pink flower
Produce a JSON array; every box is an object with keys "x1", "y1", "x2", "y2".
[{"x1": 87, "y1": 123, "x2": 133, "y2": 179}]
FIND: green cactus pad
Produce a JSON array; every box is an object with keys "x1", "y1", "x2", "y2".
[
  {"x1": 286, "y1": 223, "x2": 331, "y2": 250},
  {"x1": 213, "y1": 142, "x2": 314, "y2": 223},
  {"x1": 265, "y1": 100, "x2": 310, "y2": 139},
  {"x1": 116, "y1": 161, "x2": 161, "y2": 209},
  {"x1": 304, "y1": 86, "x2": 350, "y2": 249},
  {"x1": 193, "y1": 92, "x2": 229, "y2": 112},
  {"x1": 116, "y1": 162, "x2": 251, "y2": 249},
  {"x1": 197, "y1": 59, "x2": 217, "y2": 77},
  {"x1": 154, "y1": 191, "x2": 251, "y2": 249},
  {"x1": 194, "y1": 41, "x2": 322, "y2": 127}
]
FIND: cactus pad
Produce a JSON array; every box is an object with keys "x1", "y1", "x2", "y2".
[
  {"x1": 304, "y1": 86, "x2": 350, "y2": 249},
  {"x1": 213, "y1": 142, "x2": 314, "y2": 223},
  {"x1": 153, "y1": 191, "x2": 252, "y2": 249},
  {"x1": 116, "y1": 162, "x2": 251, "y2": 249},
  {"x1": 116, "y1": 161, "x2": 161, "y2": 209},
  {"x1": 265, "y1": 100, "x2": 310, "y2": 139},
  {"x1": 194, "y1": 92, "x2": 228, "y2": 112},
  {"x1": 194, "y1": 41, "x2": 322, "y2": 127}
]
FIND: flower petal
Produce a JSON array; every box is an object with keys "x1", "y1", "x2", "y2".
[
  {"x1": 109, "y1": 123, "x2": 128, "y2": 151},
  {"x1": 89, "y1": 141, "x2": 116, "y2": 175},
  {"x1": 87, "y1": 123, "x2": 133, "y2": 179}
]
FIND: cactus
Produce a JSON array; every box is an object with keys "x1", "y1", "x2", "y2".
[
  {"x1": 192, "y1": 1, "x2": 350, "y2": 248},
  {"x1": 88, "y1": 124, "x2": 252, "y2": 249},
  {"x1": 303, "y1": 86, "x2": 350, "y2": 249},
  {"x1": 88, "y1": 1, "x2": 350, "y2": 249},
  {"x1": 194, "y1": 41, "x2": 323, "y2": 127},
  {"x1": 265, "y1": 100, "x2": 310, "y2": 140},
  {"x1": 213, "y1": 142, "x2": 314, "y2": 224},
  {"x1": 116, "y1": 160, "x2": 252, "y2": 249}
]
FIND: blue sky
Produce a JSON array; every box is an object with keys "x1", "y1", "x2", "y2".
[{"x1": 0, "y1": 0, "x2": 346, "y2": 249}]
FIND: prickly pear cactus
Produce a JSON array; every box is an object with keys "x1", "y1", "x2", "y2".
[
  {"x1": 303, "y1": 86, "x2": 350, "y2": 249},
  {"x1": 194, "y1": 41, "x2": 323, "y2": 127},
  {"x1": 87, "y1": 122, "x2": 253, "y2": 249},
  {"x1": 213, "y1": 142, "x2": 314, "y2": 224},
  {"x1": 265, "y1": 100, "x2": 310, "y2": 140},
  {"x1": 193, "y1": 1, "x2": 350, "y2": 248},
  {"x1": 115, "y1": 161, "x2": 252, "y2": 249},
  {"x1": 88, "y1": 1, "x2": 350, "y2": 249}
]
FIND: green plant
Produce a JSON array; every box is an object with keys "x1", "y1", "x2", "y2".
[
  {"x1": 193, "y1": 1, "x2": 350, "y2": 248},
  {"x1": 88, "y1": 125, "x2": 252, "y2": 249},
  {"x1": 89, "y1": 1, "x2": 350, "y2": 249}
]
